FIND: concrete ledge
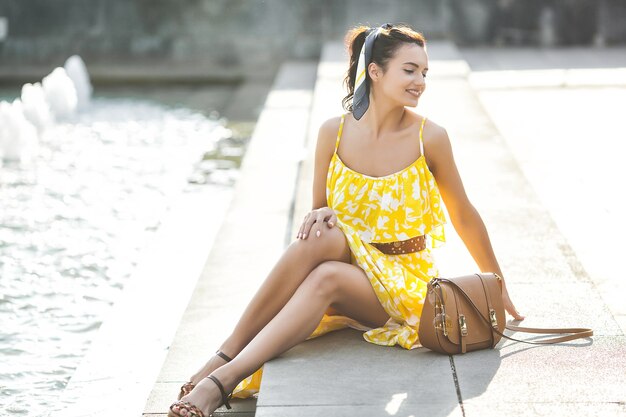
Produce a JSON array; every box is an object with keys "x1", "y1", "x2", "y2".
[
  {"x1": 56, "y1": 183, "x2": 234, "y2": 417},
  {"x1": 0, "y1": 64, "x2": 255, "y2": 85},
  {"x1": 141, "y1": 60, "x2": 318, "y2": 416},
  {"x1": 461, "y1": 46, "x2": 626, "y2": 89},
  {"x1": 468, "y1": 67, "x2": 626, "y2": 90}
]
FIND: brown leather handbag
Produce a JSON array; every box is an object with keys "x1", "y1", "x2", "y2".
[{"x1": 418, "y1": 273, "x2": 594, "y2": 354}]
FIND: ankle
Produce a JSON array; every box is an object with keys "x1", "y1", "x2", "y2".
[
  {"x1": 189, "y1": 353, "x2": 226, "y2": 383},
  {"x1": 209, "y1": 365, "x2": 241, "y2": 395},
  {"x1": 218, "y1": 338, "x2": 245, "y2": 360}
]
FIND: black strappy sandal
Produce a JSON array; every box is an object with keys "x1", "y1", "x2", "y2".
[
  {"x1": 168, "y1": 373, "x2": 233, "y2": 417},
  {"x1": 206, "y1": 374, "x2": 233, "y2": 410},
  {"x1": 177, "y1": 350, "x2": 233, "y2": 400}
]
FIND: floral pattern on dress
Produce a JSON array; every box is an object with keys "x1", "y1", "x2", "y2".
[{"x1": 231, "y1": 113, "x2": 447, "y2": 399}]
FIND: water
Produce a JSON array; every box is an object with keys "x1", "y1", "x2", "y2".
[{"x1": 0, "y1": 93, "x2": 250, "y2": 416}]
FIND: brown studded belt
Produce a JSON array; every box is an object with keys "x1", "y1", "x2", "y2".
[{"x1": 370, "y1": 234, "x2": 426, "y2": 255}]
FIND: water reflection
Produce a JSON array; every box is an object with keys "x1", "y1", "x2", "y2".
[{"x1": 0, "y1": 96, "x2": 248, "y2": 416}]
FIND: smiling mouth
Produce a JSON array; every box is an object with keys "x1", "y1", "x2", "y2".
[{"x1": 406, "y1": 89, "x2": 422, "y2": 98}]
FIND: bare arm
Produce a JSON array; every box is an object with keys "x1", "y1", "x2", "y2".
[
  {"x1": 424, "y1": 122, "x2": 525, "y2": 320},
  {"x1": 296, "y1": 117, "x2": 340, "y2": 240},
  {"x1": 311, "y1": 117, "x2": 340, "y2": 210}
]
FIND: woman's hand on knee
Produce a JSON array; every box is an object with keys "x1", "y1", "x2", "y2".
[{"x1": 297, "y1": 207, "x2": 337, "y2": 240}]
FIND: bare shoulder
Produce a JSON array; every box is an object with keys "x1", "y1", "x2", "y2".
[
  {"x1": 316, "y1": 115, "x2": 343, "y2": 155},
  {"x1": 312, "y1": 115, "x2": 344, "y2": 209},
  {"x1": 406, "y1": 111, "x2": 448, "y2": 146},
  {"x1": 420, "y1": 116, "x2": 453, "y2": 175},
  {"x1": 319, "y1": 115, "x2": 342, "y2": 140},
  {"x1": 421, "y1": 116, "x2": 450, "y2": 150}
]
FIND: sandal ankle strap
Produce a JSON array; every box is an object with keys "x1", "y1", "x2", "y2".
[
  {"x1": 215, "y1": 349, "x2": 233, "y2": 362},
  {"x1": 207, "y1": 374, "x2": 233, "y2": 409}
]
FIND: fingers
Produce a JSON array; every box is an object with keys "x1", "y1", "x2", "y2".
[
  {"x1": 297, "y1": 212, "x2": 323, "y2": 239},
  {"x1": 510, "y1": 305, "x2": 524, "y2": 320},
  {"x1": 297, "y1": 208, "x2": 338, "y2": 239},
  {"x1": 327, "y1": 212, "x2": 337, "y2": 228},
  {"x1": 312, "y1": 211, "x2": 325, "y2": 238},
  {"x1": 505, "y1": 300, "x2": 525, "y2": 321},
  {"x1": 501, "y1": 287, "x2": 525, "y2": 321},
  {"x1": 297, "y1": 212, "x2": 315, "y2": 240},
  {"x1": 511, "y1": 309, "x2": 526, "y2": 321}
]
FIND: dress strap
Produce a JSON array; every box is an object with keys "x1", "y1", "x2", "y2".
[
  {"x1": 335, "y1": 114, "x2": 346, "y2": 153},
  {"x1": 419, "y1": 116, "x2": 427, "y2": 157}
]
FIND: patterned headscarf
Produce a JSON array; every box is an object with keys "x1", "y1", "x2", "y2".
[{"x1": 352, "y1": 23, "x2": 393, "y2": 120}]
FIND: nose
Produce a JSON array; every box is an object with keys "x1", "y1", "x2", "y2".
[{"x1": 411, "y1": 74, "x2": 426, "y2": 86}]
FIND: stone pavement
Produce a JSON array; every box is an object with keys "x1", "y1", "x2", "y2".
[
  {"x1": 63, "y1": 40, "x2": 625, "y2": 417},
  {"x1": 460, "y1": 46, "x2": 626, "y2": 335},
  {"x1": 252, "y1": 41, "x2": 626, "y2": 416}
]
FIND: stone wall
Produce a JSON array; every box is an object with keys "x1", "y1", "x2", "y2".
[
  {"x1": 0, "y1": 0, "x2": 623, "y2": 81},
  {"x1": 0, "y1": 0, "x2": 445, "y2": 80}
]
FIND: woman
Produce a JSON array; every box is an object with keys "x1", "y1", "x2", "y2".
[{"x1": 168, "y1": 23, "x2": 524, "y2": 417}]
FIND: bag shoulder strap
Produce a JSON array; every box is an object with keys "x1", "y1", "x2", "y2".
[{"x1": 505, "y1": 324, "x2": 594, "y2": 344}]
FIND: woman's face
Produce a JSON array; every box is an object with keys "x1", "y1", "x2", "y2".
[{"x1": 370, "y1": 43, "x2": 428, "y2": 108}]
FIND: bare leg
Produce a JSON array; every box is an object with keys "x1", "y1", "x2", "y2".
[
  {"x1": 174, "y1": 260, "x2": 390, "y2": 416},
  {"x1": 186, "y1": 226, "x2": 352, "y2": 384}
]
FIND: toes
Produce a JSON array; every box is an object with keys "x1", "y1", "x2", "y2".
[
  {"x1": 171, "y1": 404, "x2": 187, "y2": 416},
  {"x1": 170, "y1": 403, "x2": 186, "y2": 416}
]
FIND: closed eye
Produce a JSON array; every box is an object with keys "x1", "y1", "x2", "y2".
[{"x1": 404, "y1": 69, "x2": 427, "y2": 78}]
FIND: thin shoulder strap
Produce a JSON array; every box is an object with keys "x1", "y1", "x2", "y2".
[
  {"x1": 419, "y1": 116, "x2": 427, "y2": 157},
  {"x1": 335, "y1": 114, "x2": 346, "y2": 153}
]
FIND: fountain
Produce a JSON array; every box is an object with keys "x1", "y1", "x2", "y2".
[
  {"x1": 0, "y1": 55, "x2": 91, "y2": 163},
  {"x1": 20, "y1": 82, "x2": 53, "y2": 132},
  {"x1": 41, "y1": 67, "x2": 78, "y2": 119},
  {"x1": 64, "y1": 55, "x2": 93, "y2": 110},
  {"x1": 0, "y1": 99, "x2": 38, "y2": 164},
  {"x1": 0, "y1": 64, "x2": 236, "y2": 416}
]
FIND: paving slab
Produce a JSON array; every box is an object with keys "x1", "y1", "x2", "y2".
[
  {"x1": 454, "y1": 336, "x2": 626, "y2": 405},
  {"x1": 256, "y1": 404, "x2": 463, "y2": 417},
  {"x1": 256, "y1": 329, "x2": 463, "y2": 417},
  {"x1": 459, "y1": 46, "x2": 626, "y2": 71},
  {"x1": 462, "y1": 401, "x2": 626, "y2": 417}
]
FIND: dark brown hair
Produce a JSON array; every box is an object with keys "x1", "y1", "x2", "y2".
[{"x1": 342, "y1": 23, "x2": 427, "y2": 112}]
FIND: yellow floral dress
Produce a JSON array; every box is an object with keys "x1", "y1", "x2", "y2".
[{"x1": 231, "y1": 112, "x2": 447, "y2": 399}]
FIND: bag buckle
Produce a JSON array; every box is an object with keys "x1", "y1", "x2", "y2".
[
  {"x1": 459, "y1": 314, "x2": 468, "y2": 336},
  {"x1": 489, "y1": 309, "x2": 498, "y2": 328}
]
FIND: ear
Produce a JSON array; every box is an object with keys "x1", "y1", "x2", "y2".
[{"x1": 367, "y1": 62, "x2": 382, "y2": 82}]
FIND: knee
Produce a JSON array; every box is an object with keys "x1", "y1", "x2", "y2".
[
  {"x1": 293, "y1": 224, "x2": 348, "y2": 261},
  {"x1": 303, "y1": 262, "x2": 342, "y2": 300}
]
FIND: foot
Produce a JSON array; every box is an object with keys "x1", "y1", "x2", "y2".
[
  {"x1": 178, "y1": 350, "x2": 233, "y2": 400},
  {"x1": 171, "y1": 373, "x2": 235, "y2": 417}
]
